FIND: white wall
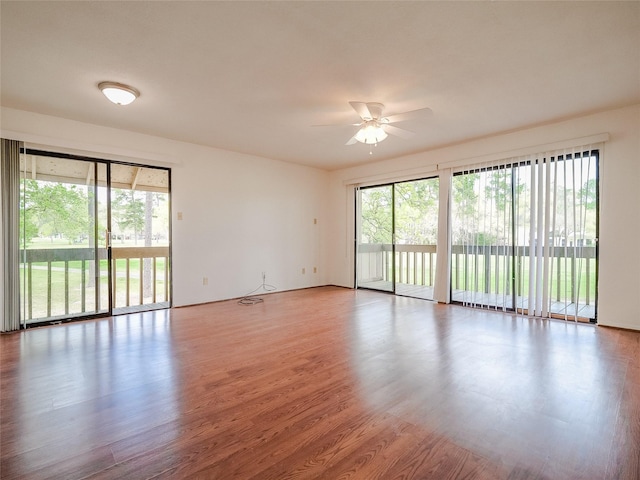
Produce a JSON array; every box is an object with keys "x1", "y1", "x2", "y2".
[
  {"x1": 2, "y1": 105, "x2": 639, "y2": 330},
  {"x1": 1, "y1": 107, "x2": 329, "y2": 307},
  {"x1": 327, "y1": 105, "x2": 640, "y2": 331},
  {"x1": 171, "y1": 147, "x2": 327, "y2": 306}
]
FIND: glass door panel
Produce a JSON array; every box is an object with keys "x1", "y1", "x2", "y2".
[
  {"x1": 96, "y1": 162, "x2": 110, "y2": 313},
  {"x1": 451, "y1": 167, "x2": 515, "y2": 309},
  {"x1": 356, "y1": 185, "x2": 394, "y2": 292},
  {"x1": 394, "y1": 178, "x2": 439, "y2": 300},
  {"x1": 19, "y1": 154, "x2": 109, "y2": 324},
  {"x1": 110, "y1": 165, "x2": 170, "y2": 314}
]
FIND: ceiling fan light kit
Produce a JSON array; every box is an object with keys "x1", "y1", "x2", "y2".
[
  {"x1": 315, "y1": 101, "x2": 431, "y2": 153},
  {"x1": 354, "y1": 121, "x2": 388, "y2": 145}
]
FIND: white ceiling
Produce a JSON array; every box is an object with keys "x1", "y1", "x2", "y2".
[{"x1": 1, "y1": 1, "x2": 638, "y2": 170}]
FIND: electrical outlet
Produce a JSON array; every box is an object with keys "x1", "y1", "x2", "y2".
[
  {"x1": 313, "y1": 267, "x2": 317, "y2": 273},
  {"x1": 302, "y1": 268, "x2": 305, "y2": 274},
  {"x1": 203, "y1": 277, "x2": 208, "y2": 286},
  {"x1": 177, "y1": 212, "x2": 183, "y2": 220}
]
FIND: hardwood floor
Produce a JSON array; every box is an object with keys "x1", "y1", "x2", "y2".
[{"x1": 1, "y1": 286, "x2": 638, "y2": 479}]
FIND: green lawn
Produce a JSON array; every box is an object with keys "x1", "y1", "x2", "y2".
[
  {"x1": 388, "y1": 251, "x2": 596, "y2": 305},
  {"x1": 20, "y1": 258, "x2": 169, "y2": 322}
]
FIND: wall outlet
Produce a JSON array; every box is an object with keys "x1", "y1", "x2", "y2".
[
  {"x1": 203, "y1": 277, "x2": 208, "y2": 286},
  {"x1": 302, "y1": 268, "x2": 306, "y2": 274},
  {"x1": 177, "y1": 212, "x2": 183, "y2": 220},
  {"x1": 313, "y1": 267, "x2": 317, "y2": 273}
]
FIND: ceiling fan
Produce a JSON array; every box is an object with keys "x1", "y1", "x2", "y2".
[{"x1": 315, "y1": 101, "x2": 433, "y2": 148}]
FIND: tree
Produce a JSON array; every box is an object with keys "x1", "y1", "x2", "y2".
[
  {"x1": 484, "y1": 168, "x2": 515, "y2": 212},
  {"x1": 112, "y1": 190, "x2": 145, "y2": 244},
  {"x1": 360, "y1": 187, "x2": 393, "y2": 244},
  {"x1": 453, "y1": 173, "x2": 478, "y2": 217},
  {"x1": 451, "y1": 173, "x2": 479, "y2": 244},
  {"x1": 579, "y1": 178, "x2": 597, "y2": 210},
  {"x1": 394, "y1": 179, "x2": 439, "y2": 244},
  {"x1": 19, "y1": 180, "x2": 40, "y2": 245},
  {"x1": 359, "y1": 179, "x2": 440, "y2": 246},
  {"x1": 23, "y1": 180, "x2": 89, "y2": 244}
]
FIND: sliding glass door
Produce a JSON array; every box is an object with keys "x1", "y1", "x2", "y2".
[
  {"x1": 451, "y1": 150, "x2": 598, "y2": 321},
  {"x1": 20, "y1": 154, "x2": 110, "y2": 323},
  {"x1": 19, "y1": 150, "x2": 171, "y2": 326},
  {"x1": 356, "y1": 178, "x2": 439, "y2": 300}
]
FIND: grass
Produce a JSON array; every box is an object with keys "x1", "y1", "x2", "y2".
[
  {"x1": 386, "y1": 251, "x2": 597, "y2": 305},
  {"x1": 20, "y1": 241, "x2": 171, "y2": 322},
  {"x1": 450, "y1": 254, "x2": 596, "y2": 303},
  {"x1": 20, "y1": 259, "x2": 169, "y2": 321}
]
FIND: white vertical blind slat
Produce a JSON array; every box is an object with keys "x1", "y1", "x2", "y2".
[
  {"x1": 535, "y1": 158, "x2": 545, "y2": 316},
  {"x1": 528, "y1": 159, "x2": 537, "y2": 314},
  {"x1": 571, "y1": 149, "x2": 579, "y2": 318},
  {"x1": 562, "y1": 153, "x2": 569, "y2": 320},
  {"x1": 541, "y1": 155, "x2": 552, "y2": 318},
  {"x1": 548, "y1": 156, "x2": 559, "y2": 317}
]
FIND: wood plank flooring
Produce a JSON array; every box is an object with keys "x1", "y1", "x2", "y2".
[{"x1": 1, "y1": 286, "x2": 638, "y2": 479}]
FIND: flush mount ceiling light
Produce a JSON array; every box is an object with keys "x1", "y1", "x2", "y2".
[{"x1": 98, "y1": 81, "x2": 139, "y2": 105}]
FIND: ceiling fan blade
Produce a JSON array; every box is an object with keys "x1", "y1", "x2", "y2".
[
  {"x1": 345, "y1": 135, "x2": 359, "y2": 146},
  {"x1": 382, "y1": 124, "x2": 415, "y2": 139},
  {"x1": 384, "y1": 107, "x2": 433, "y2": 123},
  {"x1": 365, "y1": 102, "x2": 384, "y2": 120},
  {"x1": 312, "y1": 122, "x2": 362, "y2": 127},
  {"x1": 349, "y1": 101, "x2": 373, "y2": 121}
]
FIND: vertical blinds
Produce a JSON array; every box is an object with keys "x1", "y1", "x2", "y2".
[
  {"x1": 451, "y1": 146, "x2": 598, "y2": 321},
  {"x1": 1, "y1": 139, "x2": 22, "y2": 332}
]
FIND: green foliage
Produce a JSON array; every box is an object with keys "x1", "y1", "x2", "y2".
[
  {"x1": 451, "y1": 173, "x2": 479, "y2": 244},
  {"x1": 472, "y1": 232, "x2": 497, "y2": 246},
  {"x1": 360, "y1": 186, "x2": 392, "y2": 244},
  {"x1": 579, "y1": 178, "x2": 597, "y2": 210},
  {"x1": 20, "y1": 179, "x2": 168, "y2": 249},
  {"x1": 19, "y1": 182, "x2": 39, "y2": 245},
  {"x1": 483, "y1": 168, "x2": 524, "y2": 212},
  {"x1": 452, "y1": 173, "x2": 478, "y2": 217},
  {"x1": 111, "y1": 190, "x2": 167, "y2": 244},
  {"x1": 360, "y1": 179, "x2": 440, "y2": 245},
  {"x1": 21, "y1": 179, "x2": 89, "y2": 244},
  {"x1": 112, "y1": 190, "x2": 145, "y2": 240},
  {"x1": 394, "y1": 179, "x2": 439, "y2": 244}
]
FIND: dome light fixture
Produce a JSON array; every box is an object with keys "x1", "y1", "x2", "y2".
[{"x1": 98, "y1": 81, "x2": 139, "y2": 105}]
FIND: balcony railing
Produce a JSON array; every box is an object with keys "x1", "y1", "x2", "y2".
[
  {"x1": 358, "y1": 243, "x2": 596, "y2": 319},
  {"x1": 20, "y1": 246, "x2": 170, "y2": 324},
  {"x1": 112, "y1": 247, "x2": 170, "y2": 309}
]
